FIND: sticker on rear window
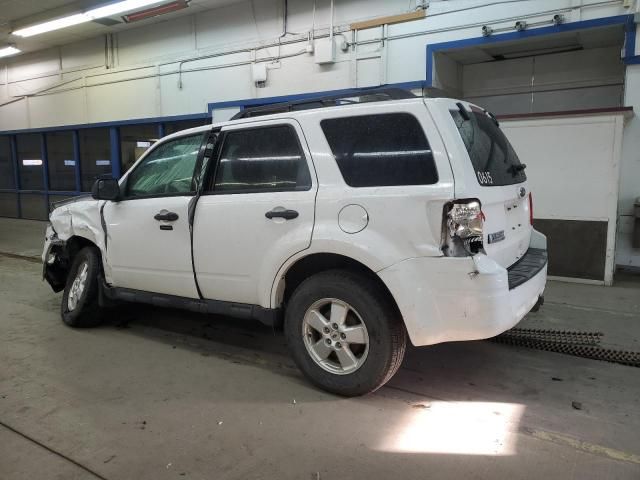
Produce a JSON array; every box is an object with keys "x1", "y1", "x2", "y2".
[{"x1": 476, "y1": 171, "x2": 493, "y2": 185}]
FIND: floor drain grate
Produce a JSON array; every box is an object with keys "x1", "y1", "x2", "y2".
[{"x1": 492, "y1": 328, "x2": 640, "y2": 367}]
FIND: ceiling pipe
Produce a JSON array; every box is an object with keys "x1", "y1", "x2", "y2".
[
  {"x1": 330, "y1": 0, "x2": 334, "y2": 44},
  {"x1": 311, "y1": 0, "x2": 316, "y2": 42},
  {"x1": 279, "y1": 0, "x2": 288, "y2": 39}
]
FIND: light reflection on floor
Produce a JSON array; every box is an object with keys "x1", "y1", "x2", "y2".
[{"x1": 376, "y1": 401, "x2": 525, "y2": 455}]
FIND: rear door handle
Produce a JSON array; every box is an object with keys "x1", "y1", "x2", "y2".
[
  {"x1": 265, "y1": 208, "x2": 299, "y2": 220},
  {"x1": 154, "y1": 211, "x2": 179, "y2": 222}
]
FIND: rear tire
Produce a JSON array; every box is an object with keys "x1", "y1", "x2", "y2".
[
  {"x1": 284, "y1": 269, "x2": 407, "y2": 396},
  {"x1": 61, "y1": 246, "x2": 103, "y2": 328}
]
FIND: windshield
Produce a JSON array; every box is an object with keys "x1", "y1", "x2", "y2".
[{"x1": 450, "y1": 109, "x2": 526, "y2": 186}]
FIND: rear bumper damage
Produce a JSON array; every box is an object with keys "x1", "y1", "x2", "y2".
[{"x1": 379, "y1": 229, "x2": 548, "y2": 347}]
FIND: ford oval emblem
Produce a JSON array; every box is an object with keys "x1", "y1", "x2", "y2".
[{"x1": 518, "y1": 187, "x2": 526, "y2": 198}]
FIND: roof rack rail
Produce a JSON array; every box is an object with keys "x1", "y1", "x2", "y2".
[{"x1": 230, "y1": 87, "x2": 417, "y2": 120}]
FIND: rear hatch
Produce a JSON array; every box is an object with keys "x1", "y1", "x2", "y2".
[{"x1": 445, "y1": 101, "x2": 531, "y2": 268}]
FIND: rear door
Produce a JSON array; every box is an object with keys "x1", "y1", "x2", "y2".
[
  {"x1": 430, "y1": 99, "x2": 531, "y2": 268},
  {"x1": 192, "y1": 119, "x2": 317, "y2": 306}
]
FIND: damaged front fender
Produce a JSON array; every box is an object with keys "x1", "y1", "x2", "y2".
[
  {"x1": 42, "y1": 198, "x2": 107, "y2": 292},
  {"x1": 42, "y1": 228, "x2": 69, "y2": 292}
]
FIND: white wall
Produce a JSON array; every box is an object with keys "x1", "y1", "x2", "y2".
[
  {"x1": 461, "y1": 46, "x2": 625, "y2": 114},
  {"x1": 0, "y1": 0, "x2": 631, "y2": 130},
  {"x1": 502, "y1": 113, "x2": 624, "y2": 284},
  {"x1": 616, "y1": 64, "x2": 640, "y2": 269}
]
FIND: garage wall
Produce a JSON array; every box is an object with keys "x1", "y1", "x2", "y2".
[
  {"x1": 502, "y1": 113, "x2": 624, "y2": 284},
  {"x1": 617, "y1": 64, "x2": 640, "y2": 270},
  {"x1": 0, "y1": 0, "x2": 631, "y2": 130},
  {"x1": 462, "y1": 46, "x2": 625, "y2": 115}
]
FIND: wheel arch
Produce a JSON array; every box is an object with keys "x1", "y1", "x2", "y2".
[
  {"x1": 64, "y1": 235, "x2": 101, "y2": 259},
  {"x1": 272, "y1": 252, "x2": 401, "y2": 318},
  {"x1": 45, "y1": 235, "x2": 103, "y2": 292}
]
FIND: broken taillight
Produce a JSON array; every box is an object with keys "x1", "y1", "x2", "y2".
[{"x1": 442, "y1": 200, "x2": 484, "y2": 257}]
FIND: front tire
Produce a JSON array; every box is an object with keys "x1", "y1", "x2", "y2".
[
  {"x1": 284, "y1": 270, "x2": 407, "y2": 396},
  {"x1": 61, "y1": 246, "x2": 103, "y2": 328}
]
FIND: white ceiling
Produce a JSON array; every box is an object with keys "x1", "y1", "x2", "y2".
[{"x1": 0, "y1": 0, "x2": 247, "y2": 55}]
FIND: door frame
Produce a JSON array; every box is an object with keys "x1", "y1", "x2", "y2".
[{"x1": 192, "y1": 116, "x2": 319, "y2": 308}]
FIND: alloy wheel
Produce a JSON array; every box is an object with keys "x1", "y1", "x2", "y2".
[
  {"x1": 67, "y1": 262, "x2": 89, "y2": 311},
  {"x1": 302, "y1": 298, "x2": 370, "y2": 375}
]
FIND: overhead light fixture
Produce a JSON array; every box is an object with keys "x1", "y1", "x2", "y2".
[
  {"x1": 87, "y1": 0, "x2": 167, "y2": 19},
  {"x1": 12, "y1": 0, "x2": 166, "y2": 37},
  {"x1": 12, "y1": 14, "x2": 88, "y2": 38},
  {"x1": 123, "y1": 0, "x2": 189, "y2": 23},
  {"x1": 0, "y1": 45, "x2": 21, "y2": 57}
]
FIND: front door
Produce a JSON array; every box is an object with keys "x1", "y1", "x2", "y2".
[
  {"x1": 192, "y1": 119, "x2": 317, "y2": 306},
  {"x1": 103, "y1": 132, "x2": 207, "y2": 298}
]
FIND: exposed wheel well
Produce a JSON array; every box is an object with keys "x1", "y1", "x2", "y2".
[
  {"x1": 45, "y1": 236, "x2": 101, "y2": 293},
  {"x1": 281, "y1": 253, "x2": 400, "y2": 314},
  {"x1": 65, "y1": 236, "x2": 99, "y2": 260}
]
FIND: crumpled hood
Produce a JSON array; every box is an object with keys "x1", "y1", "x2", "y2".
[
  {"x1": 51, "y1": 194, "x2": 93, "y2": 210},
  {"x1": 50, "y1": 197, "x2": 103, "y2": 243}
]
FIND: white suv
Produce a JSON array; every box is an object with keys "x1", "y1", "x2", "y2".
[{"x1": 43, "y1": 89, "x2": 547, "y2": 396}]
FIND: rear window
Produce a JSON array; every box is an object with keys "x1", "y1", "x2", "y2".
[
  {"x1": 450, "y1": 109, "x2": 526, "y2": 186},
  {"x1": 320, "y1": 113, "x2": 438, "y2": 187}
]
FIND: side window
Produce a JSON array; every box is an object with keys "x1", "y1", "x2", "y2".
[
  {"x1": 213, "y1": 125, "x2": 311, "y2": 193},
  {"x1": 126, "y1": 134, "x2": 204, "y2": 198},
  {"x1": 320, "y1": 113, "x2": 438, "y2": 187}
]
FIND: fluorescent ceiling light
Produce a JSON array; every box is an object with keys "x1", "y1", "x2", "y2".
[
  {"x1": 86, "y1": 0, "x2": 166, "y2": 19},
  {"x1": 12, "y1": 14, "x2": 89, "y2": 37},
  {"x1": 12, "y1": 0, "x2": 166, "y2": 38},
  {"x1": 0, "y1": 46, "x2": 21, "y2": 57}
]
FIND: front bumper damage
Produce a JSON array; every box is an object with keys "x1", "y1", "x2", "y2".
[{"x1": 42, "y1": 225, "x2": 68, "y2": 292}]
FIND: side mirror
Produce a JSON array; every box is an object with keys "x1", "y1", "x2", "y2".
[{"x1": 91, "y1": 177, "x2": 120, "y2": 201}]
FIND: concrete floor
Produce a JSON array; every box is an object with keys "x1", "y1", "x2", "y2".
[{"x1": 1, "y1": 218, "x2": 640, "y2": 479}]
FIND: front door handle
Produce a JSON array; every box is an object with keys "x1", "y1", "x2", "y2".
[
  {"x1": 265, "y1": 208, "x2": 299, "y2": 220},
  {"x1": 154, "y1": 211, "x2": 179, "y2": 222}
]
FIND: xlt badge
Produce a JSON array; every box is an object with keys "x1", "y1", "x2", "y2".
[{"x1": 488, "y1": 230, "x2": 505, "y2": 244}]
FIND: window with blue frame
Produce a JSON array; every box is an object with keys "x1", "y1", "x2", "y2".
[
  {"x1": 79, "y1": 128, "x2": 111, "y2": 191},
  {"x1": 164, "y1": 119, "x2": 208, "y2": 136},
  {"x1": 0, "y1": 136, "x2": 18, "y2": 217},
  {"x1": 17, "y1": 133, "x2": 44, "y2": 190},
  {"x1": 120, "y1": 124, "x2": 159, "y2": 175},
  {"x1": 0, "y1": 116, "x2": 218, "y2": 219},
  {"x1": 0, "y1": 136, "x2": 14, "y2": 189},
  {"x1": 47, "y1": 131, "x2": 76, "y2": 191}
]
